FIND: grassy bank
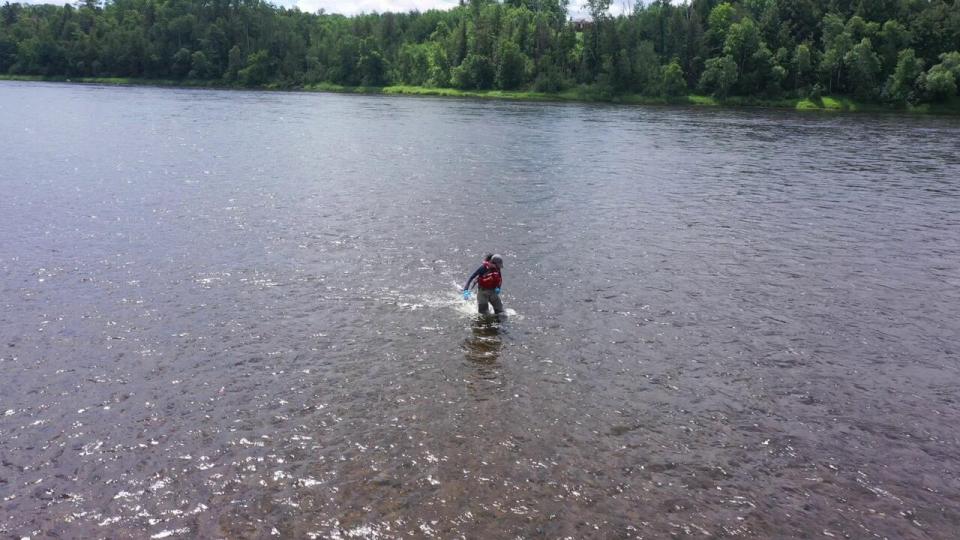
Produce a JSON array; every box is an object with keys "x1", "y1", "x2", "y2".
[
  {"x1": 4, "y1": 74, "x2": 959, "y2": 115},
  {"x1": 0, "y1": 74, "x2": 237, "y2": 89},
  {"x1": 326, "y1": 83, "x2": 960, "y2": 114}
]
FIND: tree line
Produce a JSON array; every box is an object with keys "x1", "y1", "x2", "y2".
[{"x1": 1, "y1": 0, "x2": 959, "y2": 104}]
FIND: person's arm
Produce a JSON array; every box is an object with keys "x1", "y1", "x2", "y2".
[{"x1": 464, "y1": 266, "x2": 484, "y2": 290}]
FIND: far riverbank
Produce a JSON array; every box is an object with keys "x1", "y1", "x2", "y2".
[{"x1": 3, "y1": 75, "x2": 959, "y2": 116}]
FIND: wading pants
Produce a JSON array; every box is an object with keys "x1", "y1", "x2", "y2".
[{"x1": 477, "y1": 287, "x2": 503, "y2": 314}]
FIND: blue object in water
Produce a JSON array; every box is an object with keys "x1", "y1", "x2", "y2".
[
  {"x1": 495, "y1": 287, "x2": 501, "y2": 294},
  {"x1": 463, "y1": 290, "x2": 471, "y2": 300}
]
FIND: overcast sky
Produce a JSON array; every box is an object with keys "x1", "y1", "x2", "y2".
[{"x1": 13, "y1": 0, "x2": 635, "y2": 19}]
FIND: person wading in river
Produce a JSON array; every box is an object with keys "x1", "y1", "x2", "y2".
[{"x1": 463, "y1": 254, "x2": 504, "y2": 315}]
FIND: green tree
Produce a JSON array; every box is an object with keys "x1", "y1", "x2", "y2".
[
  {"x1": 661, "y1": 59, "x2": 686, "y2": 96},
  {"x1": 225, "y1": 44, "x2": 244, "y2": 81},
  {"x1": 171, "y1": 47, "x2": 192, "y2": 79},
  {"x1": 452, "y1": 53, "x2": 494, "y2": 89},
  {"x1": 238, "y1": 50, "x2": 272, "y2": 86},
  {"x1": 631, "y1": 41, "x2": 661, "y2": 94},
  {"x1": 356, "y1": 39, "x2": 388, "y2": 86},
  {"x1": 768, "y1": 55, "x2": 788, "y2": 96},
  {"x1": 844, "y1": 37, "x2": 880, "y2": 99},
  {"x1": 495, "y1": 39, "x2": 527, "y2": 90},
  {"x1": 724, "y1": 18, "x2": 762, "y2": 74},
  {"x1": 856, "y1": 0, "x2": 898, "y2": 24},
  {"x1": 330, "y1": 35, "x2": 361, "y2": 85},
  {"x1": 939, "y1": 51, "x2": 960, "y2": 79},
  {"x1": 885, "y1": 48, "x2": 923, "y2": 102},
  {"x1": 304, "y1": 54, "x2": 324, "y2": 84},
  {"x1": 917, "y1": 51, "x2": 960, "y2": 102},
  {"x1": 720, "y1": 17, "x2": 785, "y2": 96},
  {"x1": 844, "y1": 16, "x2": 876, "y2": 42},
  {"x1": 583, "y1": 0, "x2": 611, "y2": 81},
  {"x1": 877, "y1": 20, "x2": 909, "y2": 74},
  {"x1": 793, "y1": 43, "x2": 813, "y2": 91},
  {"x1": 699, "y1": 55, "x2": 737, "y2": 97},
  {"x1": 0, "y1": 34, "x2": 16, "y2": 73},
  {"x1": 706, "y1": 3, "x2": 736, "y2": 54},
  {"x1": 427, "y1": 42, "x2": 451, "y2": 87},
  {"x1": 820, "y1": 14, "x2": 854, "y2": 93},
  {"x1": 921, "y1": 63, "x2": 958, "y2": 101},
  {"x1": 189, "y1": 51, "x2": 211, "y2": 79},
  {"x1": 398, "y1": 42, "x2": 431, "y2": 86}
]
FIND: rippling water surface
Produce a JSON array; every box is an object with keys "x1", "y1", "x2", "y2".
[{"x1": 2, "y1": 81, "x2": 960, "y2": 539}]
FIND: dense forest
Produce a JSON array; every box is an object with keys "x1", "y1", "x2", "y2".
[{"x1": 1, "y1": 0, "x2": 959, "y2": 104}]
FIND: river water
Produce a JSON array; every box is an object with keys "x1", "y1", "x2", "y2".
[{"x1": 1, "y1": 81, "x2": 959, "y2": 539}]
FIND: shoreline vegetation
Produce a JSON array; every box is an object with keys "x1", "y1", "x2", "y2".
[{"x1": 3, "y1": 74, "x2": 959, "y2": 115}]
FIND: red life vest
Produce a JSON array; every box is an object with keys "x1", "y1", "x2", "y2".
[{"x1": 477, "y1": 260, "x2": 502, "y2": 289}]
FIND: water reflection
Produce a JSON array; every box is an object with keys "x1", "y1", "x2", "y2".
[{"x1": 462, "y1": 316, "x2": 504, "y2": 399}]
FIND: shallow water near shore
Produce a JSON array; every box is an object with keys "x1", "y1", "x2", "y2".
[{"x1": 1, "y1": 80, "x2": 959, "y2": 538}]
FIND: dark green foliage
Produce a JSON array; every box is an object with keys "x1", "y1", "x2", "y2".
[
  {"x1": 631, "y1": 41, "x2": 661, "y2": 94},
  {"x1": 920, "y1": 51, "x2": 960, "y2": 101},
  {"x1": 661, "y1": 60, "x2": 686, "y2": 96},
  {"x1": 885, "y1": 48, "x2": 923, "y2": 102},
  {"x1": 793, "y1": 43, "x2": 813, "y2": 91},
  {"x1": 189, "y1": 50, "x2": 210, "y2": 79},
  {"x1": 940, "y1": 51, "x2": 960, "y2": 79},
  {"x1": 921, "y1": 63, "x2": 957, "y2": 100},
  {"x1": 0, "y1": 0, "x2": 956, "y2": 104},
  {"x1": 706, "y1": 3, "x2": 736, "y2": 54},
  {"x1": 495, "y1": 39, "x2": 527, "y2": 89},
  {"x1": 357, "y1": 39, "x2": 388, "y2": 86},
  {"x1": 0, "y1": 34, "x2": 16, "y2": 73},
  {"x1": 532, "y1": 63, "x2": 564, "y2": 92},
  {"x1": 238, "y1": 50, "x2": 273, "y2": 87},
  {"x1": 398, "y1": 42, "x2": 431, "y2": 86},
  {"x1": 877, "y1": 20, "x2": 910, "y2": 74},
  {"x1": 171, "y1": 47, "x2": 191, "y2": 78},
  {"x1": 452, "y1": 53, "x2": 494, "y2": 89},
  {"x1": 844, "y1": 37, "x2": 880, "y2": 99},
  {"x1": 225, "y1": 44, "x2": 243, "y2": 81},
  {"x1": 700, "y1": 55, "x2": 738, "y2": 96}
]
